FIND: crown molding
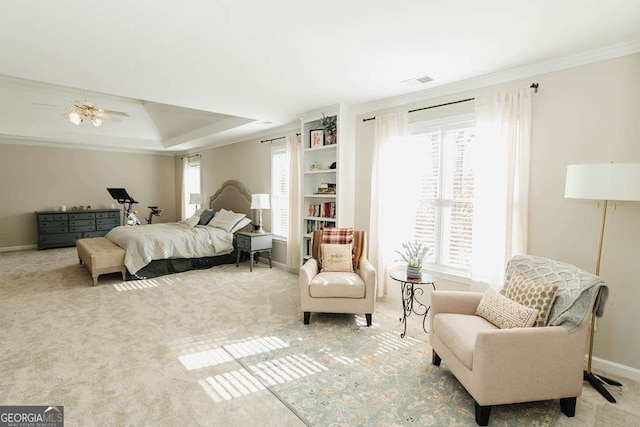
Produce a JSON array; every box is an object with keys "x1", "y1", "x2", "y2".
[
  {"x1": 353, "y1": 39, "x2": 640, "y2": 116},
  {"x1": 0, "y1": 134, "x2": 172, "y2": 156}
]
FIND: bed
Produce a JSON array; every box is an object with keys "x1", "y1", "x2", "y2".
[{"x1": 105, "y1": 180, "x2": 254, "y2": 279}]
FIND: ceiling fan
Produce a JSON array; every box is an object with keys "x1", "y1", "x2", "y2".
[{"x1": 65, "y1": 99, "x2": 129, "y2": 127}]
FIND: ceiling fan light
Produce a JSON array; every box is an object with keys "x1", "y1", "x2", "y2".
[
  {"x1": 91, "y1": 116, "x2": 103, "y2": 127},
  {"x1": 69, "y1": 111, "x2": 82, "y2": 125}
]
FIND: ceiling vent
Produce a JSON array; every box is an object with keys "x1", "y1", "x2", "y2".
[{"x1": 402, "y1": 75, "x2": 433, "y2": 86}]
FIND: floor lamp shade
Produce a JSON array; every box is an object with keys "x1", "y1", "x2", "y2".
[{"x1": 564, "y1": 163, "x2": 640, "y2": 201}]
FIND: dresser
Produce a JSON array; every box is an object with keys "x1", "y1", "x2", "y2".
[{"x1": 36, "y1": 209, "x2": 121, "y2": 250}]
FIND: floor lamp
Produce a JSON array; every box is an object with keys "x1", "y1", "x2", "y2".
[{"x1": 564, "y1": 163, "x2": 640, "y2": 403}]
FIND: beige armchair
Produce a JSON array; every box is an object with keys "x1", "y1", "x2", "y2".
[
  {"x1": 430, "y1": 255, "x2": 607, "y2": 426},
  {"x1": 299, "y1": 230, "x2": 376, "y2": 326}
]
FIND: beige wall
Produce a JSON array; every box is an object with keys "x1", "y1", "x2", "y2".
[
  {"x1": 355, "y1": 53, "x2": 640, "y2": 371},
  {"x1": 176, "y1": 131, "x2": 298, "y2": 266},
  {"x1": 0, "y1": 142, "x2": 176, "y2": 248}
]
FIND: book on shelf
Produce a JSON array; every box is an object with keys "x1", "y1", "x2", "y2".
[{"x1": 308, "y1": 202, "x2": 336, "y2": 219}]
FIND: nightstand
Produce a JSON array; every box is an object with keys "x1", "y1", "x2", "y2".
[{"x1": 235, "y1": 231, "x2": 273, "y2": 272}]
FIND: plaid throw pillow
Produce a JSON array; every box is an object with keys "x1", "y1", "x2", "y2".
[
  {"x1": 312, "y1": 228, "x2": 365, "y2": 270},
  {"x1": 322, "y1": 227, "x2": 354, "y2": 244}
]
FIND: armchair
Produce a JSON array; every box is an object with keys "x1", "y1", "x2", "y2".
[
  {"x1": 430, "y1": 255, "x2": 607, "y2": 425},
  {"x1": 299, "y1": 230, "x2": 376, "y2": 326}
]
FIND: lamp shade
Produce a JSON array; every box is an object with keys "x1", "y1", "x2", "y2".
[
  {"x1": 189, "y1": 193, "x2": 203, "y2": 205},
  {"x1": 565, "y1": 163, "x2": 640, "y2": 201},
  {"x1": 250, "y1": 193, "x2": 270, "y2": 210}
]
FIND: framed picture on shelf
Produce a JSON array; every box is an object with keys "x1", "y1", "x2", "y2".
[{"x1": 310, "y1": 129, "x2": 324, "y2": 148}]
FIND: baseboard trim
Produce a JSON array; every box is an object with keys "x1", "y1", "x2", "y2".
[
  {"x1": 0, "y1": 244, "x2": 37, "y2": 252},
  {"x1": 591, "y1": 356, "x2": 640, "y2": 382}
]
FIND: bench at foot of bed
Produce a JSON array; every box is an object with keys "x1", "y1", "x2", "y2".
[{"x1": 77, "y1": 237, "x2": 127, "y2": 286}]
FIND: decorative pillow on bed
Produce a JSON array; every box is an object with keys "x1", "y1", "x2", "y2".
[
  {"x1": 229, "y1": 217, "x2": 252, "y2": 233},
  {"x1": 185, "y1": 215, "x2": 200, "y2": 228},
  {"x1": 198, "y1": 209, "x2": 216, "y2": 226},
  {"x1": 208, "y1": 210, "x2": 247, "y2": 232},
  {"x1": 321, "y1": 243, "x2": 354, "y2": 272}
]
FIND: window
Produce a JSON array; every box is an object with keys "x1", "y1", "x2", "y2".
[
  {"x1": 271, "y1": 145, "x2": 289, "y2": 239},
  {"x1": 183, "y1": 157, "x2": 201, "y2": 218},
  {"x1": 410, "y1": 116, "x2": 475, "y2": 273}
]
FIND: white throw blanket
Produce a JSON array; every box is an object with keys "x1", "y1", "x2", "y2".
[
  {"x1": 106, "y1": 223, "x2": 234, "y2": 274},
  {"x1": 505, "y1": 255, "x2": 607, "y2": 332}
]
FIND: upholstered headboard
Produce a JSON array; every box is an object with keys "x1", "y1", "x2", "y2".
[{"x1": 209, "y1": 180, "x2": 252, "y2": 220}]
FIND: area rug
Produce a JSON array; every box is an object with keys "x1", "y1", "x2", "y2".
[{"x1": 220, "y1": 312, "x2": 560, "y2": 426}]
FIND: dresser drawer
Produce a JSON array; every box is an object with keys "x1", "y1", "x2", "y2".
[
  {"x1": 69, "y1": 212, "x2": 95, "y2": 220},
  {"x1": 38, "y1": 214, "x2": 55, "y2": 222},
  {"x1": 236, "y1": 234, "x2": 251, "y2": 251},
  {"x1": 70, "y1": 225, "x2": 96, "y2": 233},
  {"x1": 39, "y1": 226, "x2": 69, "y2": 234},
  {"x1": 97, "y1": 218, "x2": 120, "y2": 226},
  {"x1": 97, "y1": 223, "x2": 118, "y2": 231},
  {"x1": 39, "y1": 220, "x2": 68, "y2": 228},
  {"x1": 109, "y1": 211, "x2": 120, "y2": 218},
  {"x1": 69, "y1": 219, "x2": 94, "y2": 227},
  {"x1": 95, "y1": 212, "x2": 109, "y2": 219},
  {"x1": 39, "y1": 233, "x2": 82, "y2": 244}
]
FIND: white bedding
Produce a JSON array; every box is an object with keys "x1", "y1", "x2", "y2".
[{"x1": 106, "y1": 223, "x2": 234, "y2": 274}]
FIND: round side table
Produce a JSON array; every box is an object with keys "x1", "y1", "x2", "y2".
[{"x1": 389, "y1": 270, "x2": 436, "y2": 338}]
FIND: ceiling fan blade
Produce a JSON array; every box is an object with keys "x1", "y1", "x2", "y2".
[
  {"x1": 102, "y1": 115, "x2": 122, "y2": 123},
  {"x1": 33, "y1": 103, "x2": 64, "y2": 107},
  {"x1": 102, "y1": 110, "x2": 129, "y2": 117}
]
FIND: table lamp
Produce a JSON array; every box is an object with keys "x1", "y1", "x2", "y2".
[
  {"x1": 251, "y1": 194, "x2": 270, "y2": 233},
  {"x1": 189, "y1": 193, "x2": 203, "y2": 210}
]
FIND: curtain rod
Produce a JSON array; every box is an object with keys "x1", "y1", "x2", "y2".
[
  {"x1": 362, "y1": 82, "x2": 540, "y2": 122},
  {"x1": 261, "y1": 133, "x2": 301, "y2": 144},
  {"x1": 180, "y1": 154, "x2": 201, "y2": 159}
]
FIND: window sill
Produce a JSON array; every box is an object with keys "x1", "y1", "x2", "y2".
[
  {"x1": 423, "y1": 265, "x2": 473, "y2": 286},
  {"x1": 272, "y1": 235, "x2": 287, "y2": 244}
]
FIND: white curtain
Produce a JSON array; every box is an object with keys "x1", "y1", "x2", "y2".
[
  {"x1": 286, "y1": 133, "x2": 302, "y2": 269},
  {"x1": 472, "y1": 87, "x2": 532, "y2": 288},
  {"x1": 370, "y1": 112, "x2": 409, "y2": 296},
  {"x1": 180, "y1": 156, "x2": 189, "y2": 220}
]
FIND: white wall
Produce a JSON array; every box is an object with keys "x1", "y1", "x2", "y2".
[{"x1": 354, "y1": 53, "x2": 640, "y2": 372}]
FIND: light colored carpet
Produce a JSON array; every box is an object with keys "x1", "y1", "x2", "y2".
[{"x1": 0, "y1": 248, "x2": 637, "y2": 426}]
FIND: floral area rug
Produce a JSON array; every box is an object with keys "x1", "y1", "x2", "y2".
[{"x1": 226, "y1": 312, "x2": 560, "y2": 427}]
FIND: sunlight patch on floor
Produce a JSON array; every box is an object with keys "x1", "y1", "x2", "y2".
[
  {"x1": 249, "y1": 354, "x2": 328, "y2": 386},
  {"x1": 372, "y1": 331, "x2": 421, "y2": 355},
  {"x1": 113, "y1": 276, "x2": 177, "y2": 291},
  {"x1": 198, "y1": 369, "x2": 266, "y2": 403}
]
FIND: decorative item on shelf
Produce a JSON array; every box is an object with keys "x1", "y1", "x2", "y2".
[
  {"x1": 317, "y1": 183, "x2": 336, "y2": 194},
  {"x1": 79, "y1": 205, "x2": 85, "y2": 211},
  {"x1": 251, "y1": 193, "x2": 271, "y2": 233},
  {"x1": 61, "y1": 205, "x2": 67, "y2": 212},
  {"x1": 310, "y1": 161, "x2": 321, "y2": 171},
  {"x1": 86, "y1": 205, "x2": 92, "y2": 210},
  {"x1": 71, "y1": 206, "x2": 78, "y2": 210},
  {"x1": 310, "y1": 129, "x2": 324, "y2": 148},
  {"x1": 329, "y1": 161, "x2": 336, "y2": 169},
  {"x1": 396, "y1": 241, "x2": 432, "y2": 279},
  {"x1": 319, "y1": 114, "x2": 337, "y2": 145}
]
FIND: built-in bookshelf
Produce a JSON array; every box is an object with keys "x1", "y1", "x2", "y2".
[{"x1": 299, "y1": 104, "x2": 354, "y2": 264}]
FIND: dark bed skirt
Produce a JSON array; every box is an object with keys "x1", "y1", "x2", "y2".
[{"x1": 131, "y1": 252, "x2": 242, "y2": 280}]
